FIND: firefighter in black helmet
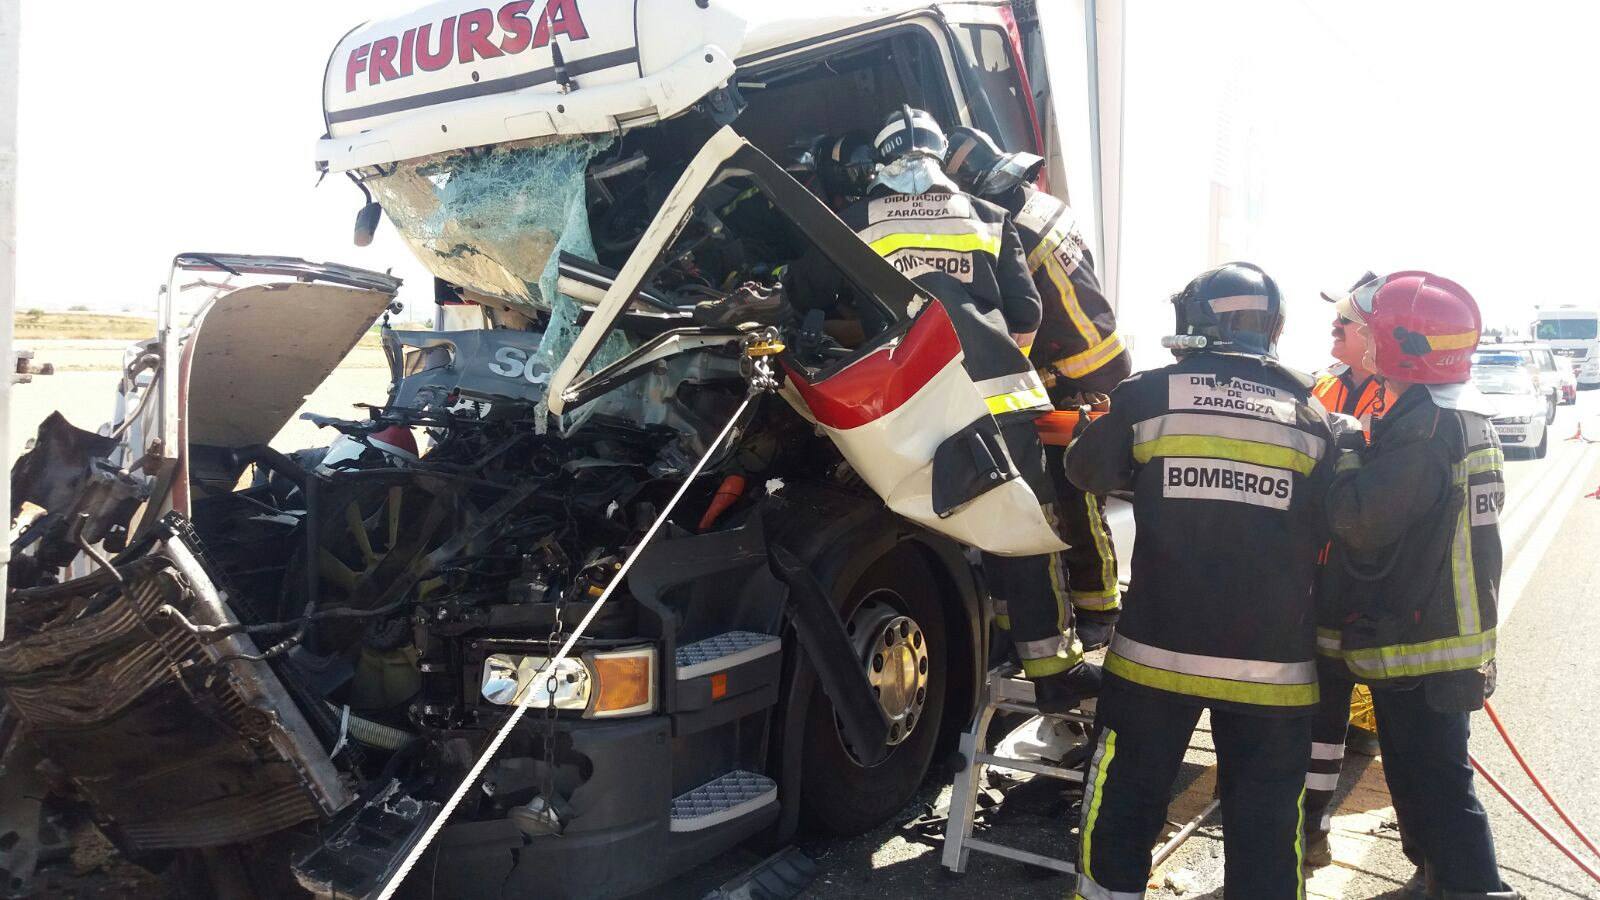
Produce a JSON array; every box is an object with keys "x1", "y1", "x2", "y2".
[
  {"x1": 946, "y1": 126, "x2": 1131, "y2": 649},
  {"x1": 833, "y1": 107, "x2": 1100, "y2": 709},
  {"x1": 1066, "y1": 263, "x2": 1333, "y2": 898}
]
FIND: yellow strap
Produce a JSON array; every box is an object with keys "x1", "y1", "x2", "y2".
[
  {"x1": 1132, "y1": 434, "x2": 1319, "y2": 477},
  {"x1": 868, "y1": 230, "x2": 1001, "y2": 258},
  {"x1": 1105, "y1": 652, "x2": 1319, "y2": 707}
]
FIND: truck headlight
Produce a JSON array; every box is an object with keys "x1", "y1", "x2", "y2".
[{"x1": 479, "y1": 645, "x2": 657, "y2": 718}]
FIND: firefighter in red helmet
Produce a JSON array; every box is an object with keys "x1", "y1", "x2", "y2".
[{"x1": 1323, "y1": 272, "x2": 1517, "y2": 898}]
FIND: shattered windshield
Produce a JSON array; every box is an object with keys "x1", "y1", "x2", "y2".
[{"x1": 366, "y1": 135, "x2": 630, "y2": 374}]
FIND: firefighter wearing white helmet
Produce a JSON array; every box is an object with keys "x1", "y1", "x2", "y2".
[
  {"x1": 834, "y1": 107, "x2": 1101, "y2": 710},
  {"x1": 1066, "y1": 263, "x2": 1334, "y2": 898},
  {"x1": 946, "y1": 125, "x2": 1131, "y2": 648}
]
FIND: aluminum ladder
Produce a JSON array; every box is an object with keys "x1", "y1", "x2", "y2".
[{"x1": 940, "y1": 665, "x2": 1093, "y2": 875}]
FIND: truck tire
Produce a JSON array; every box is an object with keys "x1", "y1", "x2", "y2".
[
  {"x1": 1532, "y1": 427, "x2": 1549, "y2": 459},
  {"x1": 799, "y1": 545, "x2": 948, "y2": 836}
]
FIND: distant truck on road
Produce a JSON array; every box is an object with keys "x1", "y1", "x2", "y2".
[{"x1": 1534, "y1": 306, "x2": 1600, "y2": 389}]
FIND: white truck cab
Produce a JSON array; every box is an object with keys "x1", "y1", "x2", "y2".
[{"x1": 1533, "y1": 306, "x2": 1600, "y2": 388}]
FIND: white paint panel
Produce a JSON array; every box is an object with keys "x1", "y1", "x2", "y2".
[{"x1": 798, "y1": 355, "x2": 1065, "y2": 557}]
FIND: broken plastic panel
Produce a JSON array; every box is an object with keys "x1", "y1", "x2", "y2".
[{"x1": 366, "y1": 136, "x2": 632, "y2": 376}]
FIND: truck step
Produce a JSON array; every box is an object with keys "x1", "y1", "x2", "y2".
[
  {"x1": 669, "y1": 770, "x2": 777, "y2": 833},
  {"x1": 675, "y1": 631, "x2": 780, "y2": 680}
]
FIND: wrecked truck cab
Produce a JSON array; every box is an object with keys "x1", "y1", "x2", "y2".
[{"x1": 2, "y1": 2, "x2": 1107, "y2": 898}]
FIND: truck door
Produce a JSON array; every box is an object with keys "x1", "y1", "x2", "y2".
[{"x1": 548, "y1": 128, "x2": 1064, "y2": 556}]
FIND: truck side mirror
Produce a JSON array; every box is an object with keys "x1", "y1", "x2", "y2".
[{"x1": 354, "y1": 201, "x2": 382, "y2": 247}]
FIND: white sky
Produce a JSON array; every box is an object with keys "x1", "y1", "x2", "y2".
[{"x1": 17, "y1": 1, "x2": 1600, "y2": 370}]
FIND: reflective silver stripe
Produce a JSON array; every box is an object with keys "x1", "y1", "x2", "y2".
[
  {"x1": 1111, "y1": 633, "x2": 1316, "y2": 686},
  {"x1": 973, "y1": 370, "x2": 1046, "y2": 399},
  {"x1": 1319, "y1": 810, "x2": 1333, "y2": 832},
  {"x1": 853, "y1": 215, "x2": 1002, "y2": 248},
  {"x1": 1311, "y1": 742, "x2": 1345, "y2": 761},
  {"x1": 1305, "y1": 771, "x2": 1340, "y2": 791},
  {"x1": 1016, "y1": 634, "x2": 1068, "y2": 660},
  {"x1": 1316, "y1": 630, "x2": 1342, "y2": 653},
  {"x1": 1208, "y1": 293, "x2": 1271, "y2": 313},
  {"x1": 992, "y1": 599, "x2": 1010, "y2": 617},
  {"x1": 1075, "y1": 874, "x2": 1144, "y2": 900},
  {"x1": 1133, "y1": 413, "x2": 1326, "y2": 462}
]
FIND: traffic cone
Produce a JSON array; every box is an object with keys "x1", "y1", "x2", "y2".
[{"x1": 1569, "y1": 421, "x2": 1586, "y2": 442}]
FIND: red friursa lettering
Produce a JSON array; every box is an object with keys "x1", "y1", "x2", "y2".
[{"x1": 345, "y1": 0, "x2": 589, "y2": 92}]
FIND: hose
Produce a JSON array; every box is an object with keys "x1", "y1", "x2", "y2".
[
  {"x1": 1468, "y1": 753, "x2": 1600, "y2": 885},
  {"x1": 1483, "y1": 701, "x2": 1600, "y2": 859}
]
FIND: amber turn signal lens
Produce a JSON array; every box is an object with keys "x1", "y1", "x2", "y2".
[{"x1": 589, "y1": 647, "x2": 656, "y2": 717}]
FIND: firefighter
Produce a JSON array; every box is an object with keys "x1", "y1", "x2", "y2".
[
  {"x1": 944, "y1": 126, "x2": 1130, "y2": 649},
  {"x1": 1066, "y1": 262, "x2": 1333, "y2": 898},
  {"x1": 844, "y1": 107, "x2": 1099, "y2": 709},
  {"x1": 1323, "y1": 273, "x2": 1517, "y2": 899},
  {"x1": 1303, "y1": 271, "x2": 1388, "y2": 868}
]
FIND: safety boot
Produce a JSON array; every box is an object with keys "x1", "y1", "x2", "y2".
[
  {"x1": 1440, "y1": 886, "x2": 1522, "y2": 900},
  {"x1": 1301, "y1": 830, "x2": 1332, "y2": 869},
  {"x1": 1031, "y1": 661, "x2": 1101, "y2": 714},
  {"x1": 1346, "y1": 724, "x2": 1382, "y2": 757},
  {"x1": 692, "y1": 281, "x2": 793, "y2": 327}
]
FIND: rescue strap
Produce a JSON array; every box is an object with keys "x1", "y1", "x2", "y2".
[{"x1": 375, "y1": 393, "x2": 757, "y2": 900}]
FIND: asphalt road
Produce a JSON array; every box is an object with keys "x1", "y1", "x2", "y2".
[{"x1": 670, "y1": 394, "x2": 1600, "y2": 900}]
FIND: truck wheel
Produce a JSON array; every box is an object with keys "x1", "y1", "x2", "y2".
[
  {"x1": 1532, "y1": 427, "x2": 1549, "y2": 459},
  {"x1": 799, "y1": 545, "x2": 948, "y2": 836}
]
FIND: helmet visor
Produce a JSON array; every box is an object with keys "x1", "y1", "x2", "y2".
[{"x1": 1336, "y1": 278, "x2": 1383, "y2": 324}]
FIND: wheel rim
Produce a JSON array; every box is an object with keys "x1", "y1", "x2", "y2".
[{"x1": 840, "y1": 592, "x2": 931, "y2": 750}]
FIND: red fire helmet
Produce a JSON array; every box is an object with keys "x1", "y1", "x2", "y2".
[{"x1": 1336, "y1": 271, "x2": 1481, "y2": 384}]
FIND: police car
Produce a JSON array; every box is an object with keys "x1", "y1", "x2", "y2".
[{"x1": 1473, "y1": 351, "x2": 1550, "y2": 458}]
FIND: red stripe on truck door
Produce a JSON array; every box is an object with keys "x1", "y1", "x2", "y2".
[{"x1": 783, "y1": 301, "x2": 963, "y2": 430}]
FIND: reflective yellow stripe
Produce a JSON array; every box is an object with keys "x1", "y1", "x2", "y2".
[
  {"x1": 1080, "y1": 728, "x2": 1117, "y2": 883},
  {"x1": 994, "y1": 614, "x2": 1012, "y2": 630},
  {"x1": 1343, "y1": 628, "x2": 1496, "y2": 680},
  {"x1": 1132, "y1": 435, "x2": 1318, "y2": 477},
  {"x1": 719, "y1": 185, "x2": 760, "y2": 215},
  {"x1": 1084, "y1": 492, "x2": 1118, "y2": 602},
  {"x1": 867, "y1": 230, "x2": 1001, "y2": 258},
  {"x1": 1021, "y1": 652, "x2": 1076, "y2": 677},
  {"x1": 1072, "y1": 588, "x2": 1122, "y2": 611},
  {"x1": 1033, "y1": 245, "x2": 1102, "y2": 346},
  {"x1": 1295, "y1": 786, "x2": 1307, "y2": 899},
  {"x1": 1105, "y1": 652, "x2": 1319, "y2": 707},
  {"x1": 1455, "y1": 447, "x2": 1504, "y2": 480},
  {"x1": 1428, "y1": 329, "x2": 1480, "y2": 351},
  {"x1": 1449, "y1": 446, "x2": 1500, "y2": 636},
  {"x1": 1450, "y1": 485, "x2": 1481, "y2": 635},
  {"x1": 985, "y1": 386, "x2": 1052, "y2": 415},
  {"x1": 1049, "y1": 331, "x2": 1127, "y2": 380},
  {"x1": 1316, "y1": 627, "x2": 1343, "y2": 658}
]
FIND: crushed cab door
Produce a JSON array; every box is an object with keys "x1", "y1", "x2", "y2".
[{"x1": 548, "y1": 127, "x2": 1062, "y2": 556}]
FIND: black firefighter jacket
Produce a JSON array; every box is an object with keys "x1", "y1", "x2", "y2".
[
  {"x1": 1066, "y1": 352, "x2": 1335, "y2": 715},
  {"x1": 989, "y1": 184, "x2": 1131, "y2": 397},
  {"x1": 1321, "y1": 384, "x2": 1504, "y2": 711}
]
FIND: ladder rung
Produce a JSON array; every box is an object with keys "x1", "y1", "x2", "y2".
[
  {"x1": 975, "y1": 753, "x2": 1084, "y2": 782},
  {"x1": 992, "y1": 701, "x2": 1094, "y2": 724},
  {"x1": 963, "y1": 837, "x2": 1077, "y2": 875}
]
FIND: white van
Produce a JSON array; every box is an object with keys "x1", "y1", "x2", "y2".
[{"x1": 1534, "y1": 306, "x2": 1600, "y2": 388}]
